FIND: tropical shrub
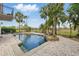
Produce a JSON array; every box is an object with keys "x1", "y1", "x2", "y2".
[{"x1": 1, "y1": 26, "x2": 16, "y2": 34}]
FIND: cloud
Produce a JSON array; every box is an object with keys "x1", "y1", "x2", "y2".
[{"x1": 14, "y1": 4, "x2": 39, "y2": 12}]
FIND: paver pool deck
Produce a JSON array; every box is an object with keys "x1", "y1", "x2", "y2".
[
  {"x1": 0, "y1": 34, "x2": 23, "y2": 56},
  {"x1": 25, "y1": 36, "x2": 79, "y2": 56},
  {"x1": 0, "y1": 34, "x2": 79, "y2": 56}
]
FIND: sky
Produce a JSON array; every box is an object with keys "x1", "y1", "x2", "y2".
[{"x1": 0, "y1": 3, "x2": 70, "y2": 28}]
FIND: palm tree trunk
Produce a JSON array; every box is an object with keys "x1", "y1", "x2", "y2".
[
  {"x1": 77, "y1": 26, "x2": 79, "y2": 36},
  {"x1": 69, "y1": 23, "x2": 72, "y2": 37},
  {"x1": 52, "y1": 18, "x2": 56, "y2": 37},
  {"x1": 54, "y1": 17, "x2": 57, "y2": 36},
  {"x1": 55, "y1": 21, "x2": 57, "y2": 35},
  {"x1": 78, "y1": 29, "x2": 79, "y2": 35},
  {"x1": 48, "y1": 27, "x2": 50, "y2": 35},
  {"x1": 47, "y1": 27, "x2": 49, "y2": 35},
  {"x1": 0, "y1": 26, "x2": 1, "y2": 35},
  {"x1": 58, "y1": 23, "x2": 60, "y2": 35},
  {"x1": 53, "y1": 25, "x2": 56, "y2": 37},
  {"x1": 19, "y1": 22, "x2": 20, "y2": 40}
]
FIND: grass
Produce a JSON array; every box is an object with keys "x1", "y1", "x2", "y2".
[
  {"x1": 16, "y1": 29, "x2": 19, "y2": 33},
  {"x1": 46, "y1": 35, "x2": 59, "y2": 41},
  {"x1": 57, "y1": 28, "x2": 77, "y2": 38}
]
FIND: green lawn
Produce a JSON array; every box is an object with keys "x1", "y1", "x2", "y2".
[{"x1": 57, "y1": 28, "x2": 77, "y2": 38}]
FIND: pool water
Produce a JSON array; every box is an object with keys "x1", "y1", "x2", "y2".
[{"x1": 16, "y1": 34, "x2": 46, "y2": 51}]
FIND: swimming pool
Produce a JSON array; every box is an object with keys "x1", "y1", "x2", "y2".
[{"x1": 16, "y1": 34, "x2": 46, "y2": 51}]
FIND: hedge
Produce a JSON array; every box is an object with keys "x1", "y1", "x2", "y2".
[{"x1": 1, "y1": 26, "x2": 16, "y2": 34}]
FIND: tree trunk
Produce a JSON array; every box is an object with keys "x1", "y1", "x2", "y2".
[
  {"x1": 55, "y1": 21, "x2": 57, "y2": 35},
  {"x1": 54, "y1": 17, "x2": 57, "y2": 36},
  {"x1": 78, "y1": 29, "x2": 79, "y2": 36},
  {"x1": 0, "y1": 26, "x2": 1, "y2": 35},
  {"x1": 47, "y1": 27, "x2": 49, "y2": 35},
  {"x1": 19, "y1": 22, "x2": 20, "y2": 40},
  {"x1": 77, "y1": 26, "x2": 79, "y2": 36},
  {"x1": 69, "y1": 23, "x2": 72, "y2": 38},
  {"x1": 58, "y1": 23, "x2": 60, "y2": 35},
  {"x1": 52, "y1": 18, "x2": 56, "y2": 37},
  {"x1": 48, "y1": 27, "x2": 50, "y2": 35}
]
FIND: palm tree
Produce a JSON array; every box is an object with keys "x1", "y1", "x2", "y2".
[
  {"x1": 40, "y1": 6, "x2": 49, "y2": 34},
  {"x1": 68, "y1": 3, "x2": 79, "y2": 36},
  {"x1": 40, "y1": 3, "x2": 65, "y2": 37},
  {"x1": 68, "y1": 13, "x2": 73, "y2": 37},
  {"x1": 15, "y1": 11, "x2": 27, "y2": 39}
]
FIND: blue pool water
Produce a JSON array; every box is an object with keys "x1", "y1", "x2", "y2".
[{"x1": 16, "y1": 34, "x2": 46, "y2": 51}]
